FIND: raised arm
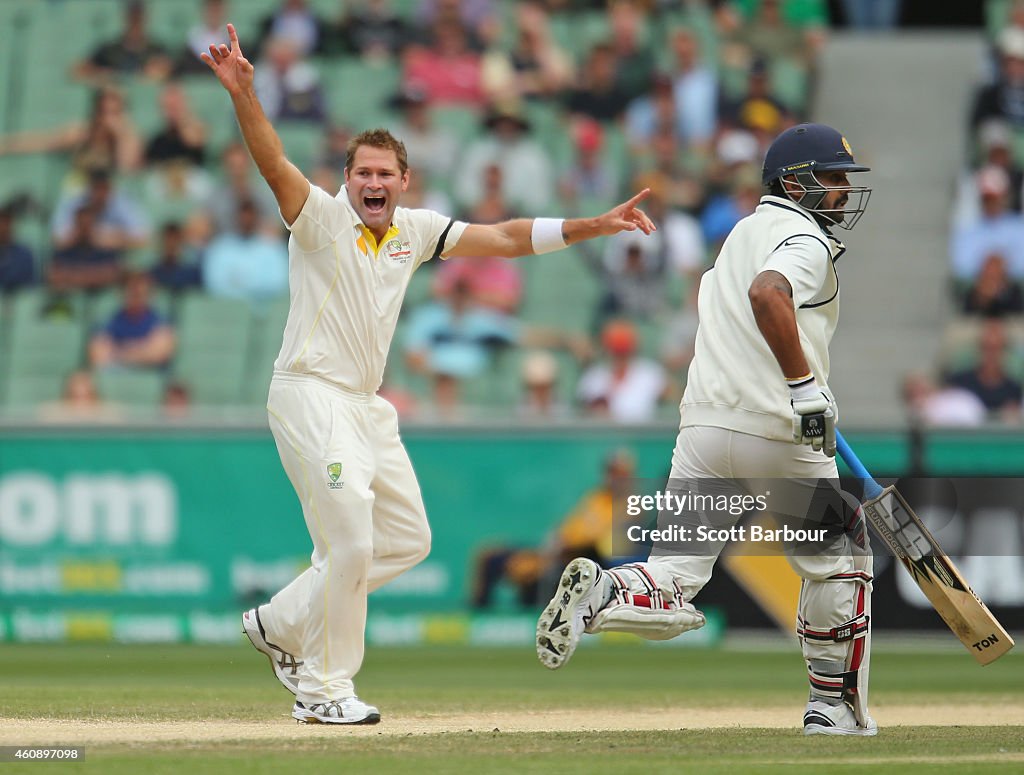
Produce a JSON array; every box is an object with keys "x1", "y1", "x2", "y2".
[
  {"x1": 201, "y1": 24, "x2": 309, "y2": 224},
  {"x1": 445, "y1": 189, "x2": 656, "y2": 259}
]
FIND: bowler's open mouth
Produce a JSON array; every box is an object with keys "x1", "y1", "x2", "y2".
[{"x1": 364, "y1": 195, "x2": 386, "y2": 213}]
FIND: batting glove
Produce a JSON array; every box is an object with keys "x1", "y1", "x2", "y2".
[{"x1": 788, "y1": 376, "x2": 836, "y2": 457}]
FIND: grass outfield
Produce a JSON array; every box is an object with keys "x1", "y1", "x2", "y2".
[{"x1": 1, "y1": 641, "x2": 1022, "y2": 773}]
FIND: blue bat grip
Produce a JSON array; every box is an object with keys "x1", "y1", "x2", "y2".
[{"x1": 835, "y1": 430, "x2": 884, "y2": 500}]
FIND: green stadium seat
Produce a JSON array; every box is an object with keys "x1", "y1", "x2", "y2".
[
  {"x1": 430, "y1": 105, "x2": 483, "y2": 148},
  {"x1": 318, "y1": 57, "x2": 402, "y2": 130},
  {"x1": 173, "y1": 293, "x2": 252, "y2": 404},
  {"x1": 95, "y1": 368, "x2": 167, "y2": 406},
  {"x1": 275, "y1": 121, "x2": 325, "y2": 176},
  {"x1": 241, "y1": 296, "x2": 289, "y2": 405}
]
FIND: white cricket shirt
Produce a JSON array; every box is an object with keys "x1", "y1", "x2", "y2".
[
  {"x1": 680, "y1": 195, "x2": 846, "y2": 441},
  {"x1": 274, "y1": 184, "x2": 467, "y2": 393}
]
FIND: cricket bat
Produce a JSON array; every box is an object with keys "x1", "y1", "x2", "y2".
[{"x1": 835, "y1": 430, "x2": 1014, "y2": 665}]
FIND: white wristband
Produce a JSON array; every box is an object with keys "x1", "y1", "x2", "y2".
[
  {"x1": 787, "y1": 376, "x2": 820, "y2": 402},
  {"x1": 531, "y1": 218, "x2": 567, "y2": 254}
]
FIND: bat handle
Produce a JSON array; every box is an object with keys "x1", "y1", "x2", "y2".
[{"x1": 835, "y1": 430, "x2": 884, "y2": 500}]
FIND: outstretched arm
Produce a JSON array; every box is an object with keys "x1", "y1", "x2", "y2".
[
  {"x1": 445, "y1": 189, "x2": 656, "y2": 259},
  {"x1": 201, "y1": 24, "x2": 309, "y2": 224}
]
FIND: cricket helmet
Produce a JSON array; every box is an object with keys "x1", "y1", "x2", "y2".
[{"x1": 762, "y1": 123, "x2": 872, "y2": 229}]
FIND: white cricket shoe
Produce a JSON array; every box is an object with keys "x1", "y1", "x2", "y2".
[
  {"x1": 242, "y1": 607, "x2": 302, "y2": 696},
  {"x1": 536, "y1": 557, "x2": 605, "y2": 670},
  {"x1": 803, "y1": 700, "x2": 878, "y2": 736},
  {"x1": 292, "y1": 697, "x2": 381, "y2": 725}
]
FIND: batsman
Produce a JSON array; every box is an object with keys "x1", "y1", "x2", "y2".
[{"x1": 538, "y1": 123, "x2": 878, "y2": 736}]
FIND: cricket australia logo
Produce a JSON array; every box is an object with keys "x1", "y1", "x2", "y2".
[
  {"x1": 385, "y1": 238, "x2": 412, "y2": 263},
  {"x1": 327, "y1": 462, "x2": 345, "y2": 490}
]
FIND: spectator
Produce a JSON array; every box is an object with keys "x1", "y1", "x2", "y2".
[
  {"x1": 0, "y1": 206, "x2": 36, "y2": 293},
  {"x1": 624, "y1": 72, "x2": 681, "y2": 155},
  {"x1": 178, "y1": 0, "x2": 229, "y2": 74},
  {"x1": 203, "y1": 200, "x2": 289, "y2": 310},
  {"x1": 563, "y1": 42, "x2": 631, "y2": 123},
  {"x1": 962, "y1": 253, "x2": 1024, "y2": 317},
  {"x1": 578, "y1": 319, "x2": 667, "y2": 423},
  {"x1": 144, "y1": 82, "x2": 208, "y2": 167},
  {"x1": 947, "y1": 319, "x2": 1023, "y2": 420},
  {"x1": 951, "y1": 165, "x2": 1024, "y2": 282},
  {"x1": 718, "y1": 57, "x2": 795, "y2": 142},
  {"x1": 88, "y1": 272, "x2": 176, "y2": 370},
  {"x1": 953, "y1": 120, "x2": 1024, "y2": 226},
  {"x1": 560, "y1": 117, "x2": 622, "y2": 211},
  {"x1": 700, "y1": 163, "x2": 763, "y2": 249},
  {"x1": 971, "y1": 28, "x2": 1024, "y2": 131},
  {"x1": 390, "y1": 89, "x2": 459, "y2": 187},
  {"x1": 149, "y1": 222, "x2": 203, "y2": 293},
  {"x1": 668, "y1": 27, "x2": 718, "y2": 149},
  {"x1": 323, "y1": 0, "x2": 409, "y2": 58},
  {"x1": 0, "y1": 86, "x2": 143, "y2": 184},
  {"x1": 902, "y1": 372, "x2": 986, "y2": 428},
  {"x1": 52, "y1": 170, "x2": 149, "y2": 253},
  {"x1": 48, "y1": 205, "x2": 122, "y2": 293},
  {"x1": 415, "y1": 0, "x2": 498, "y2": 48},
  {"x1": 404, "y1": 277, "x2": 518, "y2": 415},
  {"x1": 841, "y1": 0, "x2": 903, "y2": 29},
  {"x1": 255, "y1": 0, "x2": 325, "y2": 58},
  {"x1": 518, "y1": 349, "x2": 571, "y2": 420},
  {"x1": 162, "y1": 381, "x2": 193, "y2": 420},
  {"x1": 733, "y1": 0, "x2": 825, "y2": 70},
  {"x1": 434, "y1": 252, "x2": 522, "y2": 315},
  {"x1": 455, "y1": 105, "x2": 554, "y2": 213},
  {"x1": 482, "y1": 1, "x2": 572, "y2": 102},
  {"x1": 607, "y1": 0, "x2": 655, "y2": 96},
  {"x1": 470, "y1": 448, "x2": 636, "y2": 609},
  {"x1": 253, "y1": 36, "x2": 328, "y2": 123},
  {"x1": 402, "y1": 18, "x2": 486, "y2": 105},
  {"x1": 38, "y1": 370, "x2": 124, "y2": 424},
  {"x1": 73, "y1": 0, "x2": 172, "y2": 84},
  {"x1": 205, "y1": 143, "x2": 281, "y2": 234}
]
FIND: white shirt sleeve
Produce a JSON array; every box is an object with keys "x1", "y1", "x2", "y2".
[
  {"x1": 412, "y1": 208, "x2": 468, "y2": 267},
  {"x1": 284, "y1": 185, "x2": 337, "y2": 253},
  {"x1": 761, "y1": 235, "x2": 832, "y2": 308}
]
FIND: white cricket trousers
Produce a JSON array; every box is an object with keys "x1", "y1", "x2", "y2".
[
  {"x1": 640, "y1": 426, "x2": 871, "y2": 667},
  {"x1": 260, "y1": 372, "x2": 431, "y2": 703}
]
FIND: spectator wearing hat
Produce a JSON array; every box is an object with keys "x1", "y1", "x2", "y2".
[
  {"x1": 951, "y1": 165, "x2": 1024, "y2": 283},
  {"x1": 577, "y1": 320, "x2": 667, "y2": 423},
  {"x1": 971, "y1": 28, "x2": 1024, "y2": 130},
  {"x1": 518, "y1": 350, "x2": 571, "y2": 420},
  {"x1": 560, "y1": 118, "x2": 622, "y2": 213},
  {"x1": 952, "y1": 120, "x2": 1024, "y2": 228},
  {"x1": 455, "y1": 105, "x2": 554, "y2": 213}
]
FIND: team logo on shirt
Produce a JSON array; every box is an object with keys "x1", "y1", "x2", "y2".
[
  {"x1": 327, "y1": 462, "x2": 345, "y2": 489},
  {"x1": 385, "y1": 238, "x2": 412, "y2": 263}
]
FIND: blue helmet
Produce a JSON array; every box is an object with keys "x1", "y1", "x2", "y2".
[{"x1": 762, "y1": 123, "x2": 872, "y2": 230}]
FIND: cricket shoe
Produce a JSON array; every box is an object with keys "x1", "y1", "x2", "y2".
[
  {"x1": 292, "y1": 697, "x2": 381, "y2": 725},
  {"x1": 803, "y1": 700, "x2": 878, "y2": 736},
  {"x1": 242, "y1": 607, "x2": 302, "y2": 696},
  {"x1": 536, "y1": 557, "x2": 606, "y2": 670}
]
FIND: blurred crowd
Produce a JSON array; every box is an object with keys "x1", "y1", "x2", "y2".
[
  {"x1": 0, "y1": 0, "x2": 842, "y2": 423},
  {"x1": 906, "y1": 0, "x2": 1024, "y2": 428}
]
